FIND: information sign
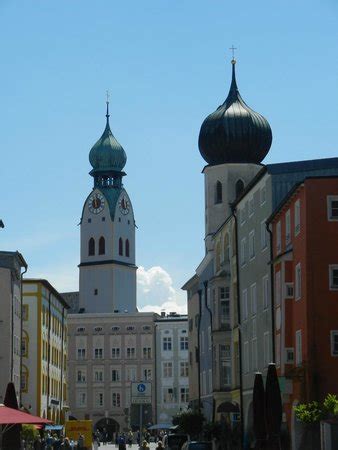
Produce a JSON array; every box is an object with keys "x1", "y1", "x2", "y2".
[{"x1": 131, "y1": 382, "x2": 152, "y2": 404}]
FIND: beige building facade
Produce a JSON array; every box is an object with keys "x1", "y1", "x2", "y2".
[{"x1": 22, "y1": 279, "x2": 69, "y2": 422}]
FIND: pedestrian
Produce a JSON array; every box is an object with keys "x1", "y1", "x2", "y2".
[
  {"x1": 93, "y1": 435, "x2": 100, "y2": 450},
  {"x1": 141, "y1": 440, "x2": 150, "y2": 450},
  {"x1": 156, "y1": 441, "x2": 164, "y2": 450},
  {"x1": 118, "y1": 434, "x2": 126, "y2": 450},
  {"x1": 61, "y1": 438, "x2": 72, "y2": 449},
  {"x1": 77, "y1": 434, "x2": 85, "y2": 450}
]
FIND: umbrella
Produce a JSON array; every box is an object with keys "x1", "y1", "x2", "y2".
[
  {"x1": 147, "y1": 423, "x2": 172, "y2": 430},
  {"x1": 253, "y1": 372, "x2": 267, "y2": 449},
  {"x1": 265, "y1": 363, "x2": 282, "y2": 450}
]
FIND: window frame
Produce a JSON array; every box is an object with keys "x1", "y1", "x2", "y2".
[
  {"x1": 329, "y1": 265, "x2": 338, "y2": 290},
  {"x1": 327, "y1": 195, "x2": 338, "y2": 221}
]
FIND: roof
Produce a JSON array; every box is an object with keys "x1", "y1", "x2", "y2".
[
  {"x1": 0, "y1": 251, "x2": 28, "y2": 269},
  {"x1": 23, "y1": 279, "x2": 70, "y2": 309}
]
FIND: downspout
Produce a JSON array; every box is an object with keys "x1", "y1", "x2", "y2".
[
  {"x1": 154, "y1": 322, "x2": 157, "y2": 424},
  {"x1": 231, "y1": 204, "x2": 244, "y2": 450},
  {"x1": 10, "y1": 273, "x2": 14, "y2": 381},
  {"x1": 266, "y1": 223, "x2": 276, "y2": 363},
  {"x1": 60, "y1": 306, "x2": 65, "y2": 423},
  {"x1": 19, "y1": 265, "x2": 28, "y2": 406},
  {"x1": 47, "y1": 291, "x2": 52, "y2": 418},
  {"x1": 197, "y1": 290, "x2": 202, "y2": 412},
  {"x1": 203, "y1": 281, "x2": 215, "y2": 422}
]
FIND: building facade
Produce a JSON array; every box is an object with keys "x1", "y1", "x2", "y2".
[
  {"x1": 68, "y1": 312, "x2": 157, "y2": 434},
  {"x1": 21, "y1": 279, "x2": 69, "y2": 422},
  {"x1": 0, "y1": 251, "x2": 27, "y2": 402},
  {"x1": 155, "y1": 313, "x2": 189, "y2": 425},
  {"x1": 269, "y1": 177, "x2": 338, "y2": 449}
]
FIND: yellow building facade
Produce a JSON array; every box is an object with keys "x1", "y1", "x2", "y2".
[{"x1": 22, "y1": 279, "x2": 69, "y2": 423}]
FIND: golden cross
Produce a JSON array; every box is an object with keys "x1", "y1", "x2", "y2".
[{"x1": 229, "y1": 45, "x2": 237, "y2": 60}]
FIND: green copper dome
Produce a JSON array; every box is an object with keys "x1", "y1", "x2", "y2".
[{"x1": 89, "y1": 105, "x2": 127, "y2": 173}]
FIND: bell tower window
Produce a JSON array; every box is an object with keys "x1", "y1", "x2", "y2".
[
  {"x1": 99, "y1": 237, "x2": 105, "y2": 255},
  {"x1": 215, "y1": 181, "x2": 222, "y2": 204},
  {"x1": 126, "y1": 239, "x2": 130, "y2": 257},
  {"x1": 88, "y1": 238, "x2": 95, "y2": 256},
  {"x1": 119, "y1": 238, "x2": 123, "y2": 256}
]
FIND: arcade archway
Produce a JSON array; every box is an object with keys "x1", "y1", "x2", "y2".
[{"x1": 95, "y1": 418, "x2": 120, "y2": 441}]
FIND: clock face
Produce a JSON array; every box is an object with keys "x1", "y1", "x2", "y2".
[
  {"x1": 88, "y1": 193, "x2": 105, "y2": 214},
  {"x1": 119, "y1": 196, "x2": 130, "y2": 215}
]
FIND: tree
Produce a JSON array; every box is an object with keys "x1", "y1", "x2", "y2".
[{"x1": 172, "y1": 410, "x2": 205, "y2": 438}]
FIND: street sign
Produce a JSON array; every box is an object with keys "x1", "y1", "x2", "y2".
[{"x1": 131, "y1": 382, "x2": 151, "y2": 404}]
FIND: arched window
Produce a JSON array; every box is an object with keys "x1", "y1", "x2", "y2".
[
  {"x1": 215, "y1": 181, "x2": 222, "y2": 204},
  {"x1": 236, "y1": 179, "x2": 244, "y2": 198},
  {"x1": 119, "y1": 238, "x2": 123, "y2": 256},
  {"x1": 99, "y1": 237, "x2": 105, "y2": 255},
  {"x1": 126, "y1": 239, "x2": 130, "y2": 257},
  {"x1": 88, "y1": 238, "x2": 95, "y2": 256}
]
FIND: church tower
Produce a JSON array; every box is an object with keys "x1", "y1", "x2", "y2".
[
  {"x1": 198, "y1": 59, "x2": 272, "y2": 252},
  {"x1": 79, "y1": 102, "x2": 137, "y2": 313}
]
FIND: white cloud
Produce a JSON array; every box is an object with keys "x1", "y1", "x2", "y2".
[{"x1": 137, "y1": 266, "x2": 187, "y2": 314}]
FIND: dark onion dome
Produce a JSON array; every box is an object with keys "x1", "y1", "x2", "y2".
[
  {"x1": 89, "y1": 103, "x2": 127, "y2": 173},
  {"x1": 198, "y1": 60, "x2": 272, "y2": 165}
]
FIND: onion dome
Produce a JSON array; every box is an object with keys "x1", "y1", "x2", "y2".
[
  {"x1": 198, "y1": 60, "x2": 272, "y2": 165},
  {"x1": 89, "y1": 103, "x2": 127, "y2": 173}
]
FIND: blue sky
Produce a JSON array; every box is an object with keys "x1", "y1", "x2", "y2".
[{"x1": 1, "y1": 0, "x2": 338, "y2": 311}]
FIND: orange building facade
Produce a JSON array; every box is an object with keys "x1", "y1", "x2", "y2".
[{"x1": 269, "y1": 177, "x2": 338, "y2": 444}]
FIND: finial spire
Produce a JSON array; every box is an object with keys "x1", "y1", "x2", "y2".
[
  {"x1": 106, "y1": 90, "x2": 110, "y2": 123},
  {"x1": 229, "y1": 45, "x2": 237, "y2": 64}
]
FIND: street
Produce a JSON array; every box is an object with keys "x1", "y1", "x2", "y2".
[{"x1": 96, "y1": 444, "x2": 157, "y2": 450}]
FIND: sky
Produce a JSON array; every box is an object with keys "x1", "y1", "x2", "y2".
[{"x1": 1, "y1": 0, "x2": 338, "y2": 313}]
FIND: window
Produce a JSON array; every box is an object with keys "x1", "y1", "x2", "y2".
[
  {"x1": 94, "y1": 326, "x2": 102, "y2": 333},
  {"x1": 260, "y1": 185, "x2": 266, "y2": 205},
  {"x1": 327, "y1": 196, "x2": 338, "y2": 220},
  {"x1": 22, "y1": 305, "x2": 28, "y2": 321},
  {"x1": 275, "y1": 271, "x2": 281, "y2": 306},
  {"x1": 180, "y1": 336, "x2": 188, "y2": 351},
  {"x1": 112, "y1": 392, "x2": 121, "y2": 407},
  {"x1": 102, "y1": 217, "x2": 105, "y2": 222},
  {"x1": 143, "y1": 325, "x2": 151, "y2": 331},
  {"x1": 119, "y1": 238, "x2": 123, "y2": 256},
  {"x1": 94, "y1": 289, "x2": 98, "y2": 295},
  {"x1": 294, "y1": 200, "x2": 300, "y2": 235},
  {"x1": 243, "y1": 341, "x2": 249, "y2": 374},
  {"x1": 261, "y1": 220, "x2": 268, "y2": 250},
  {"x1": 295, "y1": 263, "x2": 301, "y2": 300},
  {"x1": 163, "y1": 337, "x2": 172, "y2": 351},
  {"x1": 252, "y1": 338, "x2": 258, "y2": 371},
  {"x1": 111, "y1": 348, "x2": 120, "y2": 359},
  {"x1": 94, "y1": 369, "x2": 104, "y2": 382},
  {"x1": 125, "y1": 367, "x2": 137, "y2": 381},
  {"x1": 163, "y1": 388, "x2": 174, "y2": 403},
  {"x1": 285, "y1": 283, "x2": 294, "y2": 298},
  {"x1": 215, "y1": 181, "x2": 222, "y2": 204},
  {"x1": 241, "y1": 238, "x2": 247, "y2": 266},
  {"x1": 264, "y1": 332, "x2": 270, "y2": 367},
  {"x1": 126, "y1": 239, "x2": 130, "y2": 257},
  {"x1": 94, "y1": 348, "x2": 103, "y2": 359},
  {"x1": 77, "y1": 369, "x2": 86, "y2": 383},
  {"x1": 126, "y1": 347, "x2": 136, "y2": 359},
  {"x1": 220, "y1": 287, "x2": 230, "y2": 328},
  {"x1": 77, "y1": 348, "x2": 86, "y2": 360},
  {"x1": 95, "y1": 392, "x2": 104, "y2": 407},
  {"x1": 21, "y1": 370, "x2": 28, "y2": 392},
  {"x1": 285, "y1": 348, "x2": 294, "y2": 363},
  {"x1": 180, "y1": 362, "x2": 189, "y2": 377},
  {"x1": 77, "y1": 392, "x2": 86, "y2": 407},
  {"x1": 88, "y1": 218, "x2": 91, "y2": 223},
  {"x1": 99, "y1": 236, "x2": 105, "y2": 255},
  {"x1": 276, "y1": 221, "x2": 281, "y2": 254},
  {"x1": 111, "y1": 369, "x2": 120, "y2": 382},
  {"x1": 143, "y1": 369, "x2": 152, "y2": 380},
  {"x1": 330, "y1": 331, "x2": 338, "y2": 356},
  {"x1": 242, "y1": 289, "x2": 248, "y2": 321},
  {"x1": 263, "y1": 276, "x2": 269, "y2": 309},
  {"x1": 220, "y1": 344, "x2": 231, "y2": 359},
  {"x1": 180, "y1": 387, "x2": 189, "y2": 403},
  {"x1": 251, "y1": 283, "x2": 257, "y2": 315},
  {"x1": 249, "y1": 197, "x2": 254, "y2": 216},
  {"x1": 296, "y1": 330, "x2": 302, "y2": 365},
  {"x1": 285, "y1": 210, "x2": 291, "y2": 245},
  {"x1": 249, "y1": 231, "x2": 255, "y2": 259},
  {"x1": 126, "y1": 326, "x2": 135, "y2": 332},
  {"x1": 236, "y1": 179, "x2": 244, "y2": 198},
  {"x1": 329, "y1": 265, "x2": 338, "y2": 290},
  {"x1": 142, "y1": 347, "x2": 152, "y2": 359},
  {"x1": 21, "y1": 337, "x2": 28, "y2": 356},
  {"x1": 88, "y1": 238, "x2": 95, "y2": 256},
  {"x1": 163, "y1": 362, "x2": 173, "y2": 378}
]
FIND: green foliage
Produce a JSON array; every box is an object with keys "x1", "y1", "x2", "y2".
[
  {"x1": 323, "y1": 394, "x2": 338, "y2": 416},
  {"x1": 203, "y1": 422, "x2": 222, "y2": 440},
  {"x1": 21, "y1": 425, "x2": 39, "y2": 443},
  {"x1": 172, "y1": 410, "x2": 205, "y2": 437},
  {"x1": 294, "y1": 394, "x2": 338, "y2": 424}
]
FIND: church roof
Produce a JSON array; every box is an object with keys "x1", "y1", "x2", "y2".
[{"x1": 198, "y1": 60, "x2": 272, "y2": 165}]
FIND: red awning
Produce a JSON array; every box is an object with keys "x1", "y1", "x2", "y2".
[{"x1": 0, "y1": 404, "x2": 52, "y2": 425}]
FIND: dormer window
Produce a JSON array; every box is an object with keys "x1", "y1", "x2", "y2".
[{"x1": 88, "y1": 238, "x2": 95, "y2": 256}]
